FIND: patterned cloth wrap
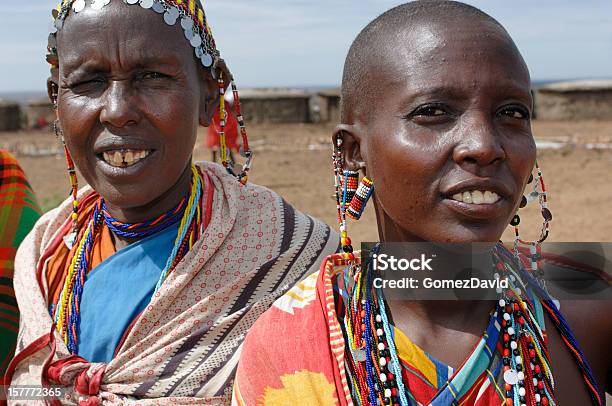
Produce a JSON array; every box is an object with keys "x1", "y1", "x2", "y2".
[
  {"x1": 233, "y1": 248, "x2": 587, "y2": 406},
  {"x1": 0, "y1": 151, "x2": 40, "y2": 382},
  {"x1": 7, "y1": 162, "x2": 337, "y2": 405}
]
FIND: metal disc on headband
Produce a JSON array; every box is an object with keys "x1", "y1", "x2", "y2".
[
  {"x1": 163, "y1": 10, "x2": 178, "y2": 25},
  {"x1": 168, "y1": 6, "x2": 180, "y2": 19},
  {"x1": 194, "y1": 47, "x2": 204, "y2": 58},
  {"x1": 181, "y1": 16, "x2": 193, "y2": 31},
  {"x1": 152, "y1": 1, "x2": 165, "y2": 13},
  {"x1": 139, "y1": 0, "x2": 154, "y2": 9},
  {"x1": 184, "y1": 28, "x2": 194, "y2": 41},
  {"x1": 72, "y1": 0, "x2": 86, "y2": 12},
  {"x1": 91, "y1": 0, "x2": 109, "y2": 10},
  {"x1": 201, "y1": 53, "x2": 213, "y2": 68},
  {"x1": 49, "y1": 20, "x2": 58, "y2": 34},
  {"x1": 126, "y1": 0, "x2": 140, "y2": 4},
  {"x1": 190, "y1": 34, "x2": 202, "y2": 48}
]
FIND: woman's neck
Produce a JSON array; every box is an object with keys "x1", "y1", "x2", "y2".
[
  {"x1": 104, "y1": 163, "x2": 193, "y2": 224},
  {"x1": 103, "y1": 163, "x2": 194, "y2": 249}
]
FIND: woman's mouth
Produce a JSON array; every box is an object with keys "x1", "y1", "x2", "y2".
[
  {"x1": 101, "y1": 149, "x2": 152, "y2": 168},
  {"x1": 442, "y1": 184, "x2": 509, "y2": 220},
  {"x1": 450, "y1": 190, "x2": 501, "y2": 205}
]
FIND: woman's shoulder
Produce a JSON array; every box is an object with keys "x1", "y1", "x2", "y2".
[
  {"x1": 17, "y1": 186, "x2": 94, "y2": 257},
  {"x1": 240, "y1": 270, "x2": 326, "y2": 354}
]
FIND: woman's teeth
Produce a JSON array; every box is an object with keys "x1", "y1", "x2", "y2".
[
  {"x1": 451, "y1": 190, "x2": 500, "y2": 205},
  {"x1": 102, "y1": 149, "x2": 150, "y2": 167}
]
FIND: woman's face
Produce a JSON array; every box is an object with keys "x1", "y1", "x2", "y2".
[
  {"x1": 55, "y1": 1, "x2": 215, "y2": 221},
  {"x1": 353, "y1": 21, "x2": 536, "y2": 243}
]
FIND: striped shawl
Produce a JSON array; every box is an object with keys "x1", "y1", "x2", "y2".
[{"x1": 7, "y1": 162, "x2": 337, "y2": 405}]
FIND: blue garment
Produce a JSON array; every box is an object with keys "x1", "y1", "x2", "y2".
[{"x1": 77, "y1": 223, "x2": 179, "y2": 363}]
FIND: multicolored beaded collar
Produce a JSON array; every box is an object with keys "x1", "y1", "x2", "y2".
[
  {"x1": 52, "y1": 165, "x2": 206, "y2": 354},
  {"x1": 338, "y1": 246, "x2": 603, "y2": 406}
]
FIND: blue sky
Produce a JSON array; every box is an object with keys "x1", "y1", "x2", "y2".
[{"x1": 1, "y1": 1, "x2": 611, "y2": 93}]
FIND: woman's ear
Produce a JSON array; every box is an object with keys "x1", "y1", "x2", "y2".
[
  {"x1": 199, "y1": 59, "x2": 234, "y2": 127},
  {"x1": 198, "y1": 67, "x2": 219, "y2": 127},
  {"x1": 332, "y1": 124, "x2": 366, "y2": 173}
]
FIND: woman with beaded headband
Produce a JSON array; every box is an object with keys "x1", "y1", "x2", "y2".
[
  {"x1": 6, "y1": 0, "x2": 338, "y2": 403},
  {"x1": 234, "y1": 2, "x2": 611, "y2": 405}
]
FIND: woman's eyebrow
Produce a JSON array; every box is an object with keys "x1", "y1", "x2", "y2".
[
  {"x1": 60, "y1": 54, "x2": 183, "y2": 77},
  {"x1": 60, "y1": 59, "x2": 107, "y2": 79},
  {"x1": 395, "y1": 84, "x2": 470, "y2": 104},
  {"x1": 127, "y1": 54, "x2": 183, "y2": 69}
]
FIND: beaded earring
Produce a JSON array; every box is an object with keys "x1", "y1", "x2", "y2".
[
  {"x1": 347, "y1": 176, "x2": 374, "y2": 220},
  {"x1": 332, "y1": 133, "x2": 374, "y2": 257},
  {"x1": 217, "y1": 71, "x2": 252, "y2": 185},
  {"x1": 51, "y1": 93, "x2": 79, "y2": 249},
  {"x1": 512, "y1": 161, "x2": 552, "y2": 278},
  {"x1": 340, "y1": 170, "x2": 359, "y2": 210}
]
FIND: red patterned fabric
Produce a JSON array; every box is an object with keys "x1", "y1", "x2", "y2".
[{"x1": 0, "y1": 150, "x2": 40, "y2": 382}]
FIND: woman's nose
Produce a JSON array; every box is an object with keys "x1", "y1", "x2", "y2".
[
  {"x1": 99, "y1": 80, "x2": 140, "y2": 129},
  {"x1": 452, "y1": 113, "x2": 505, "y2": 168}
]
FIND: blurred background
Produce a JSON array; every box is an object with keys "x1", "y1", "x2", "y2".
[{"x1": 1, "y1": 0, "x2": 611, "y2": 244}]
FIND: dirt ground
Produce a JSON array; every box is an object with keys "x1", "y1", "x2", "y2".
[{"x1": 1, "y1": 120, "x2": 611, "y2": 245}]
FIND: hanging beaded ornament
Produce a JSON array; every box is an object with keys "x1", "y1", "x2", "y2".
[
  {"x1": 511, "y1": 161, "x2": 553, "y2": 285},
  {"x1": 217, "y1": 74, "x2": 252, "y2": 184}
]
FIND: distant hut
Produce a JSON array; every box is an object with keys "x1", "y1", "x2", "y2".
[
  {"x1": 535, "y1": 80, "x2": 612, "y2": 121},
  {"x1": 316, "y1": 88, "x2": 341, "y2": 123},
  {"x1": 25, "y1": 99, "x2": 55, "y2": 129},
  {"x1": 238, "y1": 89, "x2": 311, "y2": 124},
  {"x1": 0, "y1": 100, "x2": 21, "y2": 132}
]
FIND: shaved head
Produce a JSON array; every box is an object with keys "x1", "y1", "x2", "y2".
[{"x1": 341, "y1": 0, "x2": 526, "y2": 123}]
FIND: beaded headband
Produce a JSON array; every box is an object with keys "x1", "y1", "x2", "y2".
[{"x1": 47, "y1": 0, "x2": 220, "y2": 75}]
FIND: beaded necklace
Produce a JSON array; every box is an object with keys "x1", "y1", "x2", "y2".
[
  {"x1": 338, "y1": 246, "x2": 602, "y2": 406},
  {"x1": 52, "y1": 164, "x2": 204, "y2": 354}
]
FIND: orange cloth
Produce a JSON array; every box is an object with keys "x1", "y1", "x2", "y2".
[{"x1": 45, "y1": 194, "x2": 116, "y2": 308}]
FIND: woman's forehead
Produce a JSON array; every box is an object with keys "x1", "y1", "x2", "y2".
[{"x1": 377, "y1": 22, "x2": 530, "y2": 95}]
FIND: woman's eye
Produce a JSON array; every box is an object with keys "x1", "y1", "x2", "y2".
[
  {"x1": 142, "y1": 72, "x2": 167, "y2": 80},
  {"x1": 405, "y1": 104, "x2": 452, "y2": 123},
  {"x1": 413, "y1": 106, "x2": 447, "y2": 117},
  {"x1": 68, "y1": 78, "x2": 105, "y2": 91},
  {"x1": 499, "y1": 107, "x2": 529, "y2": 119}
]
